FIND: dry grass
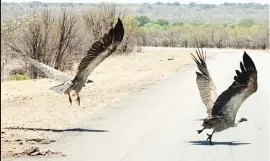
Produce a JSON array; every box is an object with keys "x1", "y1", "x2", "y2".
[{"x1": 1, "y1": 47, "x2": 215, "y2": 159}]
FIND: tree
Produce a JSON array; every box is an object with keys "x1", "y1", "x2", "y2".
[
  {"x1": 238, "y1": 18, "x2": 255, "y2": 28},
  {"x1": 155, "y1": 2, "x2": 163, "y2": 5},
  {"x1": 210, "y1": 26, "x2": 228, "y2": 48},
  {"x1": 118, "y1": 17, "x2": 139, "y2": 54},
  {"x1": 156, "y1": 19, "x2": 169, "y2": 26},
  {"x1": 136, "y1": 28, "x2": 147, "y2": 52},
  {"x1": 11, "y1": 10, "x2": 54, "y2": 78},
  {"x1": 83, "y1": 3, "x2": 137, "y2": 55},
  {"x1": 200, "y1": 4, "x2": 216, "y2": 9},
  {"x1": 160, "y1": 37, "x2": 169, "y2": 47},
  {"x1": 223, "y1": 2, "x2": 236, "y2": 6},
  {"x1": 1, "y1": 13, "x2": 36, "y2": 80},
  {"x1": 136, "y1": 15, "x2": 150, "y2": 27},
  {"x1": 83, "y1": 3, "x2": 118, "y2": 41},
  {"x1": 172, "y1": 2, "x2": 180, "y2": 6},
  {"x1": 10, "y1": 9, "x2": 82, "y2": 78},
  {"x1": 53, "y1": 9, "x2": 81, "y2": 70},
  {"x1": 189, "y1": 2, "x2": 197, "y2": 7}
]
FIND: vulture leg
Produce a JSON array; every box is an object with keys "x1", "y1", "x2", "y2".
[
  {"x1": 206, "y1": 129, "x2": 215, "y2": 145},
  {"x1": 68, "y1": 92, "x2": 72, "y2": 105},
  {"x1": 75, "y1": 92, "x2": 80, "y2": 106},
  {"x1": 197, "y1": 127, "x2": 205, "y2": 134}
]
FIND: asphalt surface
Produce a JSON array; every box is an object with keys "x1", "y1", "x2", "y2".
[{"x1": 8, "y1": 51, "x2": 269, "y2": 161}]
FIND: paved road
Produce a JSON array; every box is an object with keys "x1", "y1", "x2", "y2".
[{"x1": 9, "y1": 51, "x2": 269, "y2": 161}]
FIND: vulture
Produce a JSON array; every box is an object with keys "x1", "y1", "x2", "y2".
[
  {"x1": 11, "y1": 18, "x2": 125, "y2": 106},
  {"x1": 191, "y1": 48, "x2": 258, "y2": 144}
]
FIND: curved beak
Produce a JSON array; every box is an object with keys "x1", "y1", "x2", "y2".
[{"x1": 86, "y1": 80, "x2": 94, "y2": 83}]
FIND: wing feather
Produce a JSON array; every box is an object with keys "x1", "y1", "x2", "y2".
[
  {"x1": 211, "y1": 52, "x2": 258, "y2": 117},
  {"x1": 10, "y1": 46, "x2": 71, "y2": 82},
  {"x1": 191, "y1": 48, "x2": 217, "y2": 116},
  {"x1": 74, "y1": 18, "x2": 124, "y2": 80}
]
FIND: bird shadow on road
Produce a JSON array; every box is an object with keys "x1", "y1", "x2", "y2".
[
  {"x1": 189, "y1": 140, "x2": 251, "y2": 146},
  {"x1": 4, "y1": 127, "x2": 109, "y2": 133}
]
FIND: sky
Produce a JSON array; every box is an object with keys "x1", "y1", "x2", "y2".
[{"x1": 1, "y1": 0, "x2": 269, "y2": 4}]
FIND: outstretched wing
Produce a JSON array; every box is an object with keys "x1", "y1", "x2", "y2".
[
  {"x1": 211, "y1": 52, "x2": 258, "y2": 117},
  {"x1": 74, "y1": 18, "x2": 124, "y2": 82},
  {"x1": 191, "y1": 48, "x2": 217, "y2": 116},
  {"x1": 10, "y1": 46, "x2": 71, "y2": 82}
]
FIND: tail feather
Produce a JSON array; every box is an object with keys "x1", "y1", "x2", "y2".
[{"x1": 49, "y1": 81, "x2": 72, "y2": 93}]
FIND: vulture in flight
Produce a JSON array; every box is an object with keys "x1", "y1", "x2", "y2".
[
  {"x1": 191, "y1": 48, "x2": 258, "y2": 144},
  {"x1": 11, "y1": 18, "x2": 124, "y2": 106}
]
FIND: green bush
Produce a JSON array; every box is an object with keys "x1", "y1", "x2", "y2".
[{"x1": 11, "y1": 73, "x2": 30, "y2": 81}]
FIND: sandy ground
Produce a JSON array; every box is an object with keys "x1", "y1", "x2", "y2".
[{"x1": 1, "y1": 47, "x2": 217, "y2": 158}]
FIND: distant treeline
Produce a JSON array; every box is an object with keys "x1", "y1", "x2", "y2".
[
  {"x1": 135, "y1": 15, "x2": 269, "y2": 49},
  {"x1": 1, "y1": 1, "x2": 269, "y2": 8}
]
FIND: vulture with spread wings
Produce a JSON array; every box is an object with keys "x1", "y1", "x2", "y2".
[
  {"x1": 12, "y1": 18, "x2": 124, "y2": 106},
  {"x1": 191, "y1": 48, "x2": 258, "y2": 144},
  {"x1": 51, "y1": 18, "x2": 124, "y2": 105}
]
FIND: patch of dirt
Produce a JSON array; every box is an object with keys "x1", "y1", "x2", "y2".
[
  {"x1": 1, "y1": 47, "x2": 215, "y2": 159},
  {"x1": 9, "y1": 146, "x2": 66, "y2": 157},
  {"x1": 25, "y1": 138, "x2": 56, "y2": 144}
]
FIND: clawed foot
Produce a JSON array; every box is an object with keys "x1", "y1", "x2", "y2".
[
  {"x1": 206, "y1": 133, "x2": 213, "y2": 145},
  {"x1": 68, "y1": 94, "x2": 72, "y2": 105},
  {"x1": 76, "y1": 96, "x2": 80, "y2": 106}
]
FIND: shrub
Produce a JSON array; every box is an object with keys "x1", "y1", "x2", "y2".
[{"x1": 11, "y1": 73, "x2": 30, "y2": 81}]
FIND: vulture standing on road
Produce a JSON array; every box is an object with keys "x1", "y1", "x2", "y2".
[
  {"x1": 191, "y1": 48, "x2": 258, "y2": 144},
  {"x1": 11, "y1": 18, "x2": 125, "y2": 106}
]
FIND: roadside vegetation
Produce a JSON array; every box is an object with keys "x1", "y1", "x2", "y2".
[{"x1": 1, "y1": 2, "x2": 269, "y2": 81}]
